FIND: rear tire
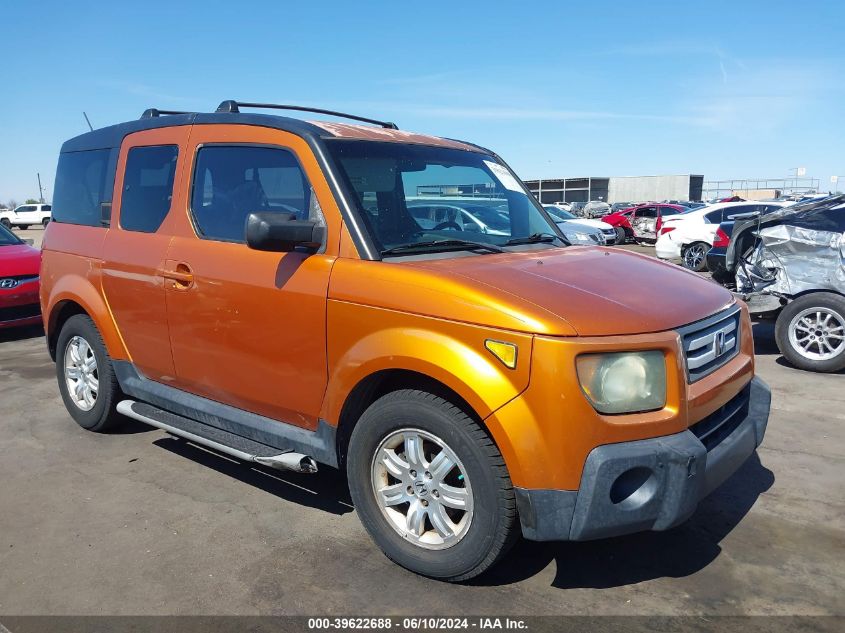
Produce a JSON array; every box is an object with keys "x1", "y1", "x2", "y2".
[
  {"x1": 42, "y1": 217, "x2": 50, "y2": 227},
  {"x1": 682, "y1": 241, "x2": 709, "y2": 271},
  {"x1": 347, "y1": 390, "x2": 518, "y2": 581},
  {"x1": 775, "y1": 293, "x2": 845, "y2": 373},
  {"x1": 56, "y1": 314, "x2": 124, "y2": 431}
]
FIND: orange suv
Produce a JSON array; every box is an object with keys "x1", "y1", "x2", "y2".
[{"x1": 41, "y1": 101, "x2": 770, "y2": 581}]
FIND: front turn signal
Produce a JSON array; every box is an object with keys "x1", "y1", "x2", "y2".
[{"x1": 485, "y1": 339, "x2": 518, "y2": 369}]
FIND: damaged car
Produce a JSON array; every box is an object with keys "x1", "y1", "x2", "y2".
[{"x1": 715, "y1": 194, "x2": 845, "y2": 372}]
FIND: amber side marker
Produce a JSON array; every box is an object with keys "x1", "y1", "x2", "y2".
[{"x1": 485, "y1": 339, "x2": 518, "y2": 369}]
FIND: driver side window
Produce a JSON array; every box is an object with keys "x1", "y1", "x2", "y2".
[{"x1": 190, "y1": 145, "x2": 320, "y2": 243}]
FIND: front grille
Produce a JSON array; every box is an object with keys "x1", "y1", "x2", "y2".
[
  {"x1": 677, "y1": 306, "x2": 741, "y2": 382},
  {"x1": 0, "y1": 275, "x2": 38, "y2": 289},
  {"x1": 0, "y1": 303, "x2": 41, "y2": 322},
  {"x1": 690, "y1": 385, "x2": 750, "y2": 451}
]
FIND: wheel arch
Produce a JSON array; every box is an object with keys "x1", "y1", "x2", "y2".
[
  {"x1": 45, "y1": 280, "x2": 127, "y2": 362},
  {"x1": 334, "y1": 368, "x2": 493, "y2": 470}
]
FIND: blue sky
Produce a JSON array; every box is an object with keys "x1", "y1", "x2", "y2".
[{"x1": 1, "y1": 0, "x2": 843, "y2": 202}]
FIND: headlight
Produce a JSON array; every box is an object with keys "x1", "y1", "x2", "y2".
[
  {"x1": 576, "y1": 351, "x2": 666, "y2": 414},
  {"x1": 564, "y1": 231, "x2": 592, "y2": 244}
]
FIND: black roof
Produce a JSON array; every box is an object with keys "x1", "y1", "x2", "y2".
[{"x1": 61, "y1": 112, "x2": 333, "y2": 153}]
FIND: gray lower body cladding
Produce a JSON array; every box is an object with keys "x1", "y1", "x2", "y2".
[
  {"x1": 516, "y1": 376, "x2": 771, "y2": 541},
  {"x1": 112, "y1": 361, "x2": 338, "y2": 467}
]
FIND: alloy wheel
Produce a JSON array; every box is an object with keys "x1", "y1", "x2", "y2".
[
  {"x1": 788, "y1": 307, "x2": 845, "y2": 361},
  {"x1": 64, "y1": 335, "x2": 99, "y2": 411},
  {"x1": 684, "y1": 243, "x2": 707, "y2": 270},
  {"x1": 370, "y1": 428, "x2": 474, "y2": 550}
]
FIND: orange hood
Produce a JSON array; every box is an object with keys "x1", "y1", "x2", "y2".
[{"x1": 329, "y1": 247, "x2": 735, "y2": 337}]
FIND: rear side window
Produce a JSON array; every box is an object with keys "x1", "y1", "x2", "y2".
[
  {"x1": 42, "y1": 205, "x2": 51, "y2": 212},
  {"x1": 705, "y1": 209, "x2": 724, "y2": 223},
  {"x1": 120, "y1": 145, "x2": 179, "y2": 233},
  {"x1": 190, "y1": 145, "x2": 316, "y2": 243},
  {"x1": 52, "y1": 149, "x2": 113, "y2": 226}
]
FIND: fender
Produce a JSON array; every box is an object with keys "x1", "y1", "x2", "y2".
[
  {"x1": 44, "y1": 267, "x2": 128, "y2": 361},
  {"x1": 321, "y1": 300, "x2": 533, "y2": 428}
]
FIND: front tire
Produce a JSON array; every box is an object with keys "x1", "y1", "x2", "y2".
[
  {"x1": 347, "y1": 390, "x2": 518, "y2": 581},
  {"x1": 682, "y1": 241, "x2": 709, "y2": 271},
  {"x1": 56, "y1": 314, "x2": 124, "y2": 431},
  {"x1": 614, "y1": 226, "x2": 626, "y2": 245},
  {"x1": 775, "y1": 293, "x2": 845, "y2": 372},
  {"x1": 0, "y1": 218, "x2": 10, "y2": 229}
]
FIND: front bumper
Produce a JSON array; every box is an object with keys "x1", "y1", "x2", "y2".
[
  {"x1": 515, "y1": 376, "x2": 770, "y2": 541},
  {"x1": 0, "y1": 283, "x2": 42, "y2": 329}
]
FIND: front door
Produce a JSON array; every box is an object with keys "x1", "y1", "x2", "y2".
[
  {"x1": 164, "y1": 130, "x2": 333, "y2": 429},
  {"x1": 631, "y1": 205, "x2": 658, "y2": 241}
]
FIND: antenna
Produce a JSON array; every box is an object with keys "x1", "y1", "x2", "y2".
[{"x1": 83, "y1": 111, "x2": 94, "y2": 132}]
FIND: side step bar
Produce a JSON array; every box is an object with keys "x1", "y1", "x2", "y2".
[{"x1": 116, "y1": 400, "x2": 317, "y2": 474}]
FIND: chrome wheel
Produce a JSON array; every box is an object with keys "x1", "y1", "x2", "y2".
[
  {"x1": 683, "y1": 243, "x2": 707, "y2": 270},
  {"x1": 370, "y1": 428, "x2": 473, "y2": 550},
  {"x1": 64, "y1": 335, "x2": 99, "y2": 411},
  {"x1": 788, "y1": 307, "x2": 845, "y2": 361}
]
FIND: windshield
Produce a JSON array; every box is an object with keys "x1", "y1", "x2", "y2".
[
  {"x1": 0, "y1": 224, "x2": 23, "y2": 245},
  {"x1": 544, "y1": 206, "x2": 576, "y2": 220},
  {"x1": 326, "y1": 140, "x2": 562, "y2": 256}
]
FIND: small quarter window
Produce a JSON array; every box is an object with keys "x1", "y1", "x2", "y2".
[
  {"x1": 190, "y1": 145, "x2": 318, "y2": 243},
  {"x1": 120, "y1": 145, "x2": 179, "y2": 233}
]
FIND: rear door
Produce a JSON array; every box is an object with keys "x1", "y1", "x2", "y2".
[{"x1": 100, "y1": 126, "x2": 190, "y2": 381}]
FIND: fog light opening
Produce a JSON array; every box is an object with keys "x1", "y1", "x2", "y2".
[{"x1": 609, "y1": 467, "x2": 658, "y2": 509}]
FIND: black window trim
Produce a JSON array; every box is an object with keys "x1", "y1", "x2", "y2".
[
  {"x1": 187, "y1": 142, "x2": 327, "y2": 252},
  {"x1": 117, "y1": 143, "x2": 180, "y2": 234}
]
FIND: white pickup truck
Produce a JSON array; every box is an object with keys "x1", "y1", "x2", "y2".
[{"x1": 0, "y1": 203, "x2": 52, "y2": 229}]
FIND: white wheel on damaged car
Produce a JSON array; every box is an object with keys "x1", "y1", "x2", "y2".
[{"x1": 776, "y1": 293, "x2": 845, "y2": 373}]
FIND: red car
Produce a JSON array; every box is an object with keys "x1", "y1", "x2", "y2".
[
  {"x1": 0, "y1": 223, "x2": 41, "y2": 329},
  {"x1": 601, "y1": 203, "x2": 688, "y2": 244}
]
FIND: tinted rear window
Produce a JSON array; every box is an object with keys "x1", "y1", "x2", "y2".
[
  {"x1": 120, "y1": 145, "x2": 179, "y2": 233},
  {"x1": 52, "y1": 149, "x2": 115, "y2": 226}
]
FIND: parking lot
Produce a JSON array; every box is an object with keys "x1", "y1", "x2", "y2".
[{"x1": 0, "y1": 226, "x2": 843, "y2": 616}]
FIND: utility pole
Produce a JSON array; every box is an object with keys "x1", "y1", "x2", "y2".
[{"x1": 37, "y1": 173, "x2": 45, "y2": 203}]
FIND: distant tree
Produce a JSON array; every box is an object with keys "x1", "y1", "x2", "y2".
[
  {"x1": 24, "y1": 198, "x2": 39, "y2": 204},
  {"x1": 5, "y1": 199, "x2": 19, "y2": 211}
]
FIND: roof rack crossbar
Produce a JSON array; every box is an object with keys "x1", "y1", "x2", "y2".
[
  {"x1": 215, "y1": 100, "x2": 399, "y2": 130},
  {"x1": 141, "y1": 108, "x2": 193, "y2": 119}
]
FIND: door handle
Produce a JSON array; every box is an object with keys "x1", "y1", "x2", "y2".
[{"x1": 158, "y1": 262, "x2": 194, "y2": 289}]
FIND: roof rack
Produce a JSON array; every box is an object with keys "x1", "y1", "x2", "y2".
[
  {"x1": 140, "y1": 108, "x2": 193, "y2": 119},
  {"x1": 215, "y1": 100, "x2": 399, "y2": 130}
]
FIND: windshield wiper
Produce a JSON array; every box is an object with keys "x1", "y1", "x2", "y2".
[
  {"x1": 380, "y1": 239, "x2": 505, "y2": 257},
  {"x1": 504, "y1": 233, "x2": 561, "y2": 246}
]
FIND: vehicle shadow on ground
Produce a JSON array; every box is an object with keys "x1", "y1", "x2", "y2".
[
  {"x1": 751, "y1": 320, "x2": 779, "y2": 355},
  {"x1": 473, "y1": 452, "x2": 774, "y2": 589},
  {"x1": 0, "y1": 324, "x2": 44, "y2": 344},
  {"x1": 752, "y1": 320, "x2": 845, "y2": 374},
  {"x1": 153, "y1": 435, "x2": 355, "y2": 516}
]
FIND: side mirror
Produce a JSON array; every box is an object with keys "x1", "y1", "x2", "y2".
[{"x1": 245, "y1": 212, "x2": 325, "y2": 252}]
